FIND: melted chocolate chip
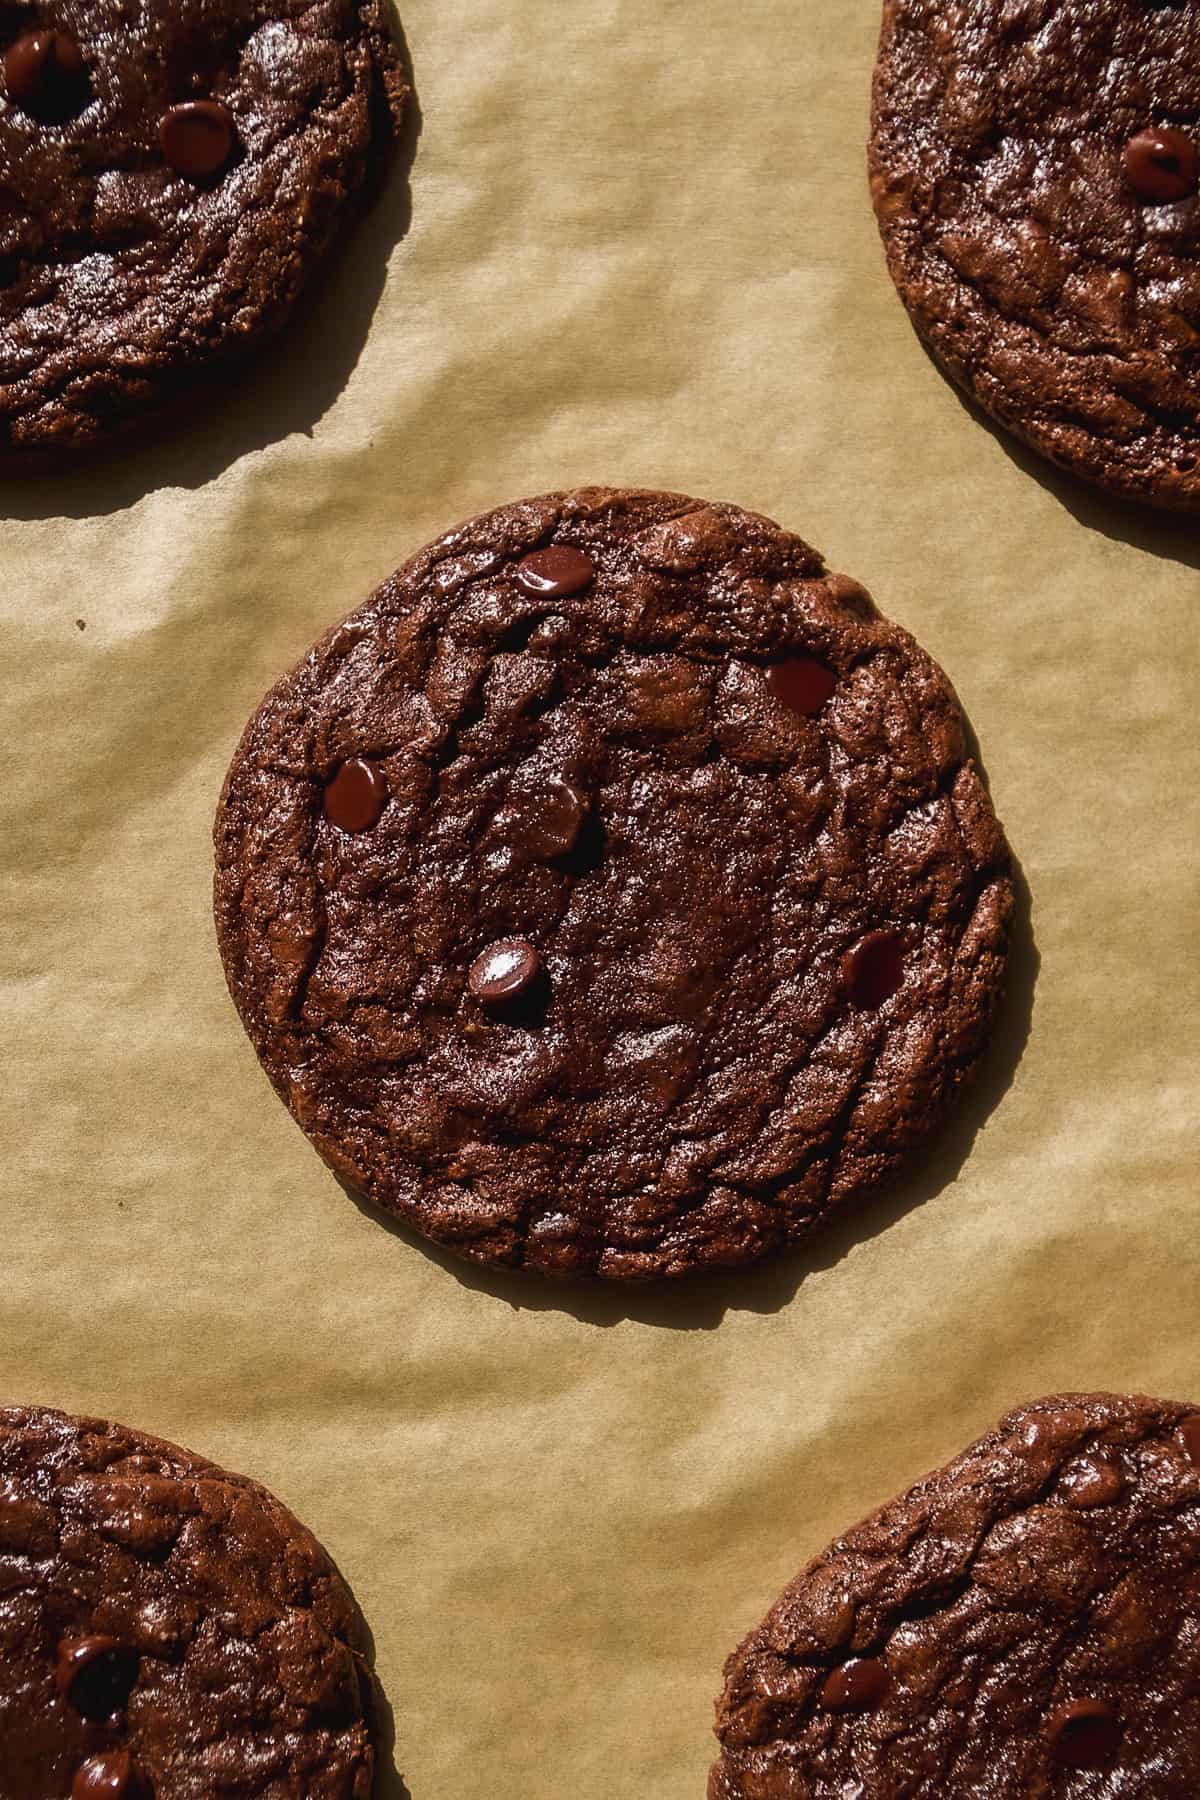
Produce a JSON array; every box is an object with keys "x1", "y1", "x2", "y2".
[
  {"x1": 4, "y1": 30, "x2": 87, "y2": 120},
  {"x1": 72, "y1": 1751, "x2": 132, "y2": 1799},
  {"x1": 765, "y1": 656, "x2": 838, "y2": 719},
  {"x1": 324, "y1": 758, "x2": 388, "y2": 833},
  {"x1": 160, "y1": 100, "x2": 236, "y2": 180},
  {"x1": 514, "y1": 546, "x2": 595, "y2": 599},
  {"x1": 1047, "y1": 1699, "x2": 1123, "y2": 1769},
  {"x1": 1123, "y1": 127, "x2": 1198, "y2": 202},
  {"x1": 469, "y1": 938, "x2": 541, "y2": 1005},
  {"x1": 842, "y1": 930, "x2": 905, "y2": 1010},
  {"x1": 56, "y1": 1637, "x2": 138, "y2": 1723},
  {"x1": 820, "y1": 1657, "x2": 890, "y2": 1712},
  {"x1": 1061, "y1": 1452, "x2": 1125, "y2": 1509},
  {"x1": 512, "y1": 778, "x2": 588, "y2": 860},
  {"x1": 1175, "y1": 1414, "x2": 1200, "y2": 1464}
]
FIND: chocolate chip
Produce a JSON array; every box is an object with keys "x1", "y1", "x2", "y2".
[
  {"x1": 514, "y1": 547, "x2": 595, "y2": 599},
  {"x1": 1047, "y1": 1700, "x2": 1123, "y2": 1769},
  {"x1": 1175, "y1": 1414, "x2": 1200, "y2": 1463},
  {"x1": 56, "y1": 1637, "x2": 138, "y2": 1722},
  {"x1": 820, "y1": 1657, "x2": 890, "y2": 1712},
  {"x1": 1123, "y1": 127, "x2": 1198, "y2": 202},
  {"x1": 765, "y1": 656, "x2": 838, "y2": 719},
  {"x1": 160, "y1": 100, "x2": 236, "y2": 180},
  {"x1": 1061, "y1": 1452, "x2": 1125, "y2": 1509},
  {"x1": 4, "y1": 30, "x2": 87, "y2": 120},
  {"x1": 469, "y1": 938, "x2": 541, "y2": 1005},
  {"x1": 512, "y1": 778, "x2": 588, "y2": 860},
  {"x1": 842, "y1": 930, "x2": 905, "y2": 1010},
  {"x1": 72, "y1": 1752, "x2": 133, "y2": 1799},
  {"x1": 323, "y1": 758, "x2": 388, "y2": 833}
]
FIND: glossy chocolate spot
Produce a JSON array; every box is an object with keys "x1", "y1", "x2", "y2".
[
  {"x1": 1048, "y1": 1700, "x2": 1123, "y2": 1769},
  {"x1": 160, "y1": 100, "x2": 236, "y2": 180},
  {"x1": 72, "y1": 1752, "x2": 132, "y2": 1799},
  {"x1": 1020, "y1": 1408, "x2": 1086, "y2": 1451},
  {"x1": 514, "y1": 546, "x2": 595, "y2": 599},
  {"x1": 842, "y1": 930, "x2": 905, "y2": 1010},
  {"x1": 1175, "y1": 1414, "x2": 1200, "y2": 1464},
  {"x1": 1124, "y1": 127, "x2": 1198, "y2": 202},
  {"x1": 469, "y1": 938, "x2": 541, "y2": 1005},
  {"x1": 765, "y1": 655, "x2": 838, "y2": 719},
  {"x1": 1061, "y1": 1452, "x2": 1125, "y2": 1509},
  {"x1": 56, "y1": 1637, "x2": 138, "y2": 1722},
  {"x1": 4, "y1": 30, "x2": 87, "y2": 120},
  {"x1": 514, "y1": 778, "x2": 587, "y2": 860},
  {"x1": 324, "y1": 758, "x2": 388, "y2": 833},
  {"x1": 820, "y1": 1657, "x2": 890, "y2": 1712}
]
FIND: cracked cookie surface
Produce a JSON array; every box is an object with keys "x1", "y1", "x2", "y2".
[
  {"x1": 711, "y1": 1392, "x2": 1200, "y2": 1798},
  {"x1": 214, "y1": 487, "x2": 1013, "y2": 1282},
  {"x1": 0, "y1": 1406, "x2": 376, "y2": 1798},
  {"x1": 871, "y1": 0, "x2": 1200, "y2": 509},
  {"x1": 0, "y1": 0, "x2": 406, "y2": 460}
]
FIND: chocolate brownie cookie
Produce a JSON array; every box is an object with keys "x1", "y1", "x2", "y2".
[
  {"x1": 711, "y1": 1392, "x2": 1200, "y2": 1798},
  {"x1": 214, "y1": 487, "x2": 1013, "y2": 1281},
  {"x1": 0, "y1": 1405, "x2": 377, "y2": 1798},
  {"x1": 871, "y1": 1, "x2": 1200, "y2": 510},
  {"x1": 0, "y1": 1, "x2": 406, "y2": 461}
]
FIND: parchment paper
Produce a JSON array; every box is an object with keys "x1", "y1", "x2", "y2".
[{"x1": 3, "y1": 1, "x2": 1199, "y2": 1795}]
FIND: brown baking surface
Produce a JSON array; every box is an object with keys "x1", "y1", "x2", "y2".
[{"x1": 2, "y1": 2, "x2": 1197, "y2": 1796}]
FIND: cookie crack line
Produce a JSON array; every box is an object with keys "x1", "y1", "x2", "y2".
[{"x1": 214, "y1": 488, "x2": 1015, "y2": 1283}]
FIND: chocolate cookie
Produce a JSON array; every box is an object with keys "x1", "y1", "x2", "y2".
[
  {"x1": 0, "y1": 2, "x2": 406, "y2": 461},
  {"x1": 0, "y1": 1405, "x2": 377, "y2": 1798},
  {"x1": 711, "y1": 1392, "x2": 1200, "y2": 1797},
  {"x1": 214, "y1": 487, "x2": 1013, "y2": 1281},
  {"x1": 871, "y1": 1, "x2": 1200, "y2": 509}
]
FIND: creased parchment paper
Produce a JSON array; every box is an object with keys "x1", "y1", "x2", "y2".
[{"x1": 3, "y1": 2, "x2": 1199, "y2": 1795}]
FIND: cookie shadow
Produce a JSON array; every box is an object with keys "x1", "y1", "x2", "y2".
[
  {"x1": 0, "y1": 11, "x2": 422, "y2": 523},
  {"x1": 931, "y1": 357, "x2": 1200, "y2": 571},
  {"x1": 341, "y1": 851, "x2": 1039, "y2": 1332},
  {"x1": 356, "y1": 1604, "x2": 413, "y2": 1800}
]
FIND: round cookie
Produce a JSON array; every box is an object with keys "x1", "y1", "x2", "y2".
[
  {"x1": 0, "y1": 2, "x2": 407, "y2": 461},
  {"x1": 711, "y1": 1392, "x2": 1200, "y2": 1798},
  {"x1": 871, "y1": 0, "x2": 1200, "y2": 510},
  {"x1": 0, "y1": 1406, "x2": 377, "y2": 1797},
  {"x1": 214, "y1": 487, "x2": 1014, "y2": 1281}
]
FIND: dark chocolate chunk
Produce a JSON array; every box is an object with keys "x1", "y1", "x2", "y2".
[
  {"x1": 71, "y1": 1751, "x2": 133, "y2": 1799},
  {"x1": 4, "y1": 30, "x2": 87, "y2": 120},
  {"x1": 514, "y1": 546, "x2": 596, "y2": 599},
  {"x1": 820, "y1": 1658, "x2": 890, "y2": 1712},
  {"x1": 764, "y1": 656, "x2": 837, "y2": 719},
  {"x1": 469, "y1": 938, "x2": 542, "y2": 1004},
  {"x1": 842, "y1": 930, "x2": 905, "y2": 1010},
  {"x1": 56, "y1": 1639, "x2": 138, "y2": 1722},
  {"x1": 160, "y1": 100, "x2": 236, "y2": 181},
  {"x1": 1048, "y1": 1700, "x2": 1123, "y2": 1769},
  {"x1": 324, "y1": 758, "x2": 389, "y2": 833},
  {"x1": 1123, "y1": 127, "x2": 1198, "y2": 203},
  {"x1": 509, "y1": 778, "x2": 588, "y2": 859}
]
